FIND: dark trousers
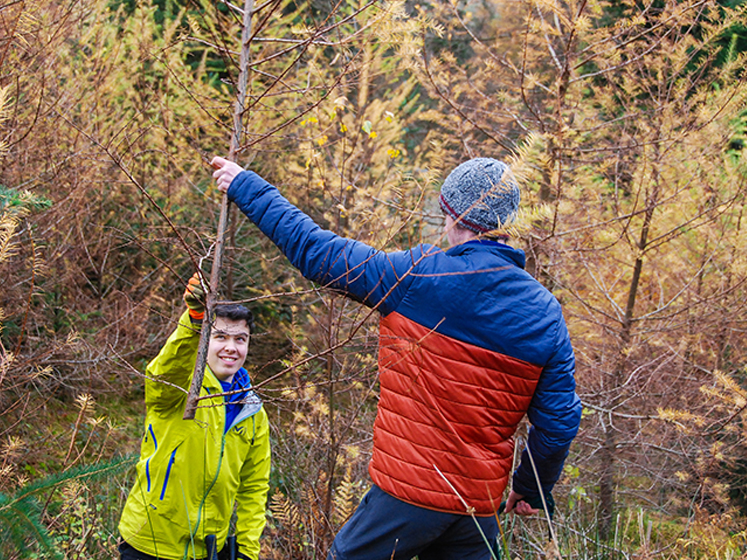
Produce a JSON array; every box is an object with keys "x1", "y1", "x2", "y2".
[
  {"x1": 119, "y1": 539, "x2": 239, "y2": 560},
  {"x1": 119, "y1": 541, "x2": 160, "y2": 560},
  {"x1": 327, "y1": 485, "x2": 499, "y2": 560}
]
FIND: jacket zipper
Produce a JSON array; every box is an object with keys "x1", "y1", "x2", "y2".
[
  {"x1": 145, "y1": 423, "x2": 158, "y2": 492},
  {"x1": 160, "y1": 445, "x2": 180, "y2": 500}
]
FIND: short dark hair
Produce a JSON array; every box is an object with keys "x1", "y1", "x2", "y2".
[{"x1": 213, "y1": 303, "x2": 254, "y2": 332}]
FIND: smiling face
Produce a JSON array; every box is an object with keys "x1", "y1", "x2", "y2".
[{"x1": 207, "y1": 316, "x2": 250, "y2": 383}]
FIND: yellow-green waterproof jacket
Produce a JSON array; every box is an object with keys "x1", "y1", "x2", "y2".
[{"x1": 119, "y1": 312, "x2": 271, "y2": 559}]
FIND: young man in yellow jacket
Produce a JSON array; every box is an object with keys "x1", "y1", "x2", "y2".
[{"x1": 118, "y1": 275, "x2": 271, "y2": 560}]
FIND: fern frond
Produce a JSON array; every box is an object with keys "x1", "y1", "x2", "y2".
[
  {"x1": 332, "y1": 470, "x2": 361, "y2": 524},
  {"x1": 0, "y1": 210, "x2": 22, "y2": 265},
  {"x1": 270, "y1": 489, "x2": 301, "y2": 528}
]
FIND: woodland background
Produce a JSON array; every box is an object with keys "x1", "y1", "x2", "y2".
[{"x1": 1, "y1": 0, "x2": 747, "y2": 558}]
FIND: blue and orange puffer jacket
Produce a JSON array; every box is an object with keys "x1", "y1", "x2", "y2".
[{"x1": 228, "y1": 171, "x2": 581, "y2": 516}]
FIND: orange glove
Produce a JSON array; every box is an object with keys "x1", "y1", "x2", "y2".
[{"x1": 183, "y1": 272, "x2": 206, "y2": 321}]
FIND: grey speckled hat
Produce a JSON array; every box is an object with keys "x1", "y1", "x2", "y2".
[{"x1": 439, "y1": 157, "x2": 520, "y2": 234}]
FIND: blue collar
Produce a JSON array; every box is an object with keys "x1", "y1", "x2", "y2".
[
  {"x1": 220, "y1": 368, "x2": 253, "y2": 433},
  {"x1": 447, "y1": 239, "x2": 526, "y2": 269},
  {"x1": 219, "y1": 367, "x2": 251, "y2": 401},
  {"x1": 464, "y1": 239, "x2": 510, "y2": 248}
]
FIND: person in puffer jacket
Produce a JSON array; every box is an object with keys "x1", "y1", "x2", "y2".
[
  {"x1": 211, "y1": 155, "x2": 581, "y2": 560},
  {"x1": 118, "y1": 278, "x2": 271, "y2": 560}
]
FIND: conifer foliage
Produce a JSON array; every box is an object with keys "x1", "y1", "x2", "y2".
[
  {"x1": 412, "y1": 0, "x2": 747, "y2": 543},
  {"x1": 1, "y1": 0, "x2": 747, "y2": 558}
]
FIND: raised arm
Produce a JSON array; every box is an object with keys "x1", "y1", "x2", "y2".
[
  {"x1": 144, "y1": 311, "x2": 200, "y2": 411},
  {"x1": 144, "y1": 274, "x2": 206, "y2": 410},
  {"x1": 211, "y1": 157, "x2": 422, "y2": 315}
]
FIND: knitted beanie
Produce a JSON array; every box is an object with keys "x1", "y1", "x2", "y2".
[{"x1": 439, "y1": 157, "x2": 520, "y2": 234}]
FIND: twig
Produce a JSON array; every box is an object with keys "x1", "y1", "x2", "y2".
[
  {"x1": 63, "y1": 398, "x2": 88, "y2": 465},
  {"x1": 53, "y1": 110, "x2": 204, "y2": 277},
  {"x1": 433, "y1": 464, "x2": 499, "y2": 560},
  {"x1": 524, "y1": 442, "x2": 559, "y2": 550},
  {"x1": 184, "y1": 0, "x2": 256, "y2": 419}
]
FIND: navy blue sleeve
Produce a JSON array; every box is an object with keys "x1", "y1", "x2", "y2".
[
  {"x1": 227, "y1": 170, "x2": 421, "y2": 315},
  {"x1": 512, "y1": 309, "x2": 581, "y2": 499}
]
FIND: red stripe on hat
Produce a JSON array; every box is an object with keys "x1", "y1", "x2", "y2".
[{"x1": 438, "y1": 194, "x2": 491, "y2": 233}]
